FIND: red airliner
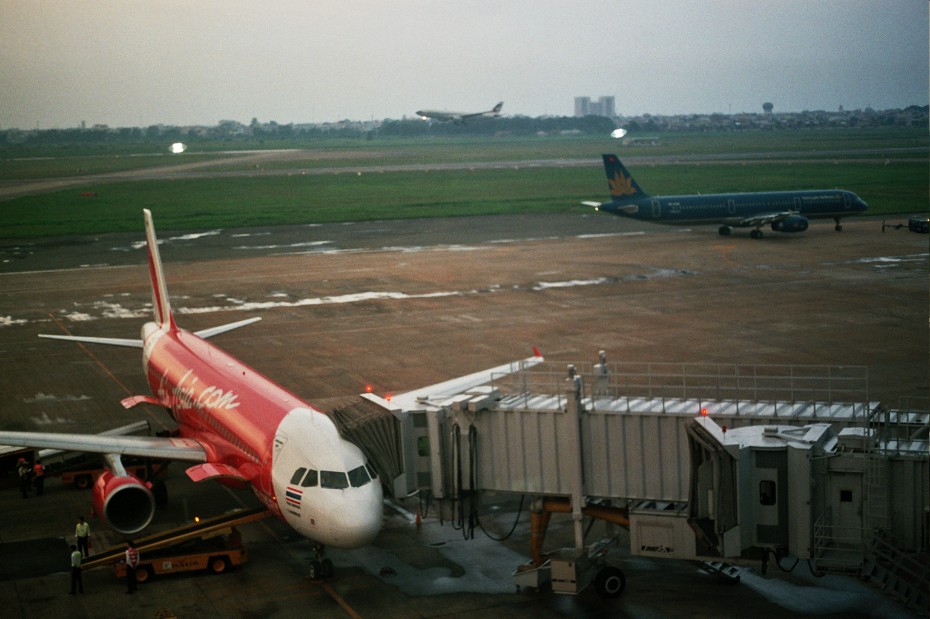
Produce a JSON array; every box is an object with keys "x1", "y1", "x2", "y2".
[{"x1": 2, "y1": 210, "x2": 388, "y2": 576}]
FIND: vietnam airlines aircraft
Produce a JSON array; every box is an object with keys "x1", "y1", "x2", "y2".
[
  {"x1": 416, "y1": 101, "x2": 503, "y2": 123},
  {"x1": 584, "y1": 154, "x2": 868, "y2": 238},
  {"x1": 0, "y1": 209, "x2": 541, "y2": 576}
]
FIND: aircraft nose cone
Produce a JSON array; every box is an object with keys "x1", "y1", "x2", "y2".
[{"x1": 331, "y1": 500, "x2": 383, "y2": 548}]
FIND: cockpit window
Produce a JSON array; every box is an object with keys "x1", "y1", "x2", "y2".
[
  {"x1": 321, "y1": 470, "x2": 349, "y2": 489},
  {"x1": 348, "y1": 465, "x2": 371, "y2": 488},
  {"x1": 301, "y1": 469, "x2": 318, "y2": 488},
  {"x1": 365, "y1": 462, "x2": 377, "y2": 479},
  {"x1": 290, "y1": 467, "x2": 307, "y2": 485}
]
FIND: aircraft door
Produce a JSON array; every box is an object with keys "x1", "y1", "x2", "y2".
[
  {"x1": 794, "y1": 197, "x2": 802, "y2": 211},
  {"x1": 651, "y1": 199, "x2": 661, "y2": 218},
  {"x1": 727, "y1": 200, "x2": 736, "y2": 215}
]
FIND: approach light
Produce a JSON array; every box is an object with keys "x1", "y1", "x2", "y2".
[
  {"x1": 610, "y1": 128, "x2": 628, "y2": 139},
  {"x1": 170, "y1": 142, "x2": 187, "y2": 154}
]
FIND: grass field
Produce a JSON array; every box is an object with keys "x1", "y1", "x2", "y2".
[{"x1": 1, "y1": 128, "x2": 926, "y2": 238}]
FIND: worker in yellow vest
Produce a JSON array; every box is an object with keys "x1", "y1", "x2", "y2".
[{"x1": 75, "y1": 516, "x2": 90, "y2": 558}]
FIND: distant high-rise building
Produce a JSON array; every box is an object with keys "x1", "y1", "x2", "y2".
[{"x1": 574, "y1": 96, "x2": 615, "y2": 118}]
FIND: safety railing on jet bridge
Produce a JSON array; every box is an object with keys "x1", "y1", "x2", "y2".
[{"x1": 487, "y1": 360, "x2": 872, "y2": 414}]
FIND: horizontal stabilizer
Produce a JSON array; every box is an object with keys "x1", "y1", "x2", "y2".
[
  {"x1": 195, "y1": 316, "x2": 262, "y2": 339},
  {"x1": 38, "y1": 333, "x2": 142, "y2": 348},
  {"x1": 582, "y1": 201, "x2": 638, "y2": 215}
]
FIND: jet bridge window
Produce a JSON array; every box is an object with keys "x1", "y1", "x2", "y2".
[
  {"x1": 348, "y1": 465, "x2": 371, "y2": 487},
  {"x1": 321, "y1": 470, "x2": 349, "y2": 489},
  {"x1": 759, "y1": 480, "x2": 777, "y2": 506}
]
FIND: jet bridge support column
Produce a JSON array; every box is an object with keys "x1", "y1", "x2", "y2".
[{"x1": 565, "y1": 364, "x2": 585, "y2": 551}]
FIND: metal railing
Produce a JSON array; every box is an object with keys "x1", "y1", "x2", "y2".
[{"x1": 490, "y1": 360, "x2": 871, "y2": 412}]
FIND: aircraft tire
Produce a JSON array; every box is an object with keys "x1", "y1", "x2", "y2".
[
  {"x1": 751, "y1": 229, "x2": 763, "y2": 239},
  {"x1": 309, "y1": 560, "x2": 322, "y2": 580},
  {"x1": 718, "y1": 226, "x2": 731, "y2": 236},
  {"x1": 594, "y1": 565, "x2": 626, "y2": 598}
]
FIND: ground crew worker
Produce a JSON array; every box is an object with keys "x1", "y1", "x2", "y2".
[
  {"x1": 69, "y1": 544, "x2": 84, "y2": 594},
  {"x1": 125, "y1": 540, "x2": 140, "y2": 593},
  {"x1": 16, "y1": 458, "x2": 31, "y2": 499},
  {"x1": 33, "y1": 460, "x2": 45, "y2": 496},
  {"x1": 75, "y1": 516, "x2": 90, "y2": 558}
]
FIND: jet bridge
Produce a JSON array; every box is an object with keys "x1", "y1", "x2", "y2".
[{"x1": 332, "y1": 352, "x2": 927, "y2": 608}]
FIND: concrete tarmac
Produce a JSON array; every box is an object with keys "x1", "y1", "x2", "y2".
[{"x1": 0, "y1": 214, "x2": 925, "y2": 618}]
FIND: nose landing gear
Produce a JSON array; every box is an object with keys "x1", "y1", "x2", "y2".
[{"x1": 308, "y1": 544, "x2": 334, "y2": 580}]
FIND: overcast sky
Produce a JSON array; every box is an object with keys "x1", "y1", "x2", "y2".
[{"x1": 1, "y1": 0, "x2": 927, "y2": 129}]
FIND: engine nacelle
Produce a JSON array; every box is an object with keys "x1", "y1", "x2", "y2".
[
  {"x1": 92, "y1": 470, "x2": 156, "y2": 535},
  {"x1": 771, "y1": 214, "x2": 809, "y2": 233}
]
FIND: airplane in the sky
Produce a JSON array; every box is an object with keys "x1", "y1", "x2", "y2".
[
  {"x1": 0, "y1": 209, "x2": 541, "y2": 577},
  {"x1": 416, "y1": 101, "x2": 503, "y2": 123},
  {"x1": 583, "y1": 154, "x2": 869, "y2": 238}
]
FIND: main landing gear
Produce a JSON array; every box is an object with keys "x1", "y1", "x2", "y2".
[
  {"x1": 834, "y1": 217, "x2": 844, "y2": 232},
  {"x1": 308, "y1": 544, "x2": 334, "y2": 580}
]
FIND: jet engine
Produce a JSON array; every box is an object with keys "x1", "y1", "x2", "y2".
[
  {"x1": 771, "y1": 215, "x2": 809, "y2": 233},
  {"x1": 92, "y1": 470, "x2": 156, "y2": 535}
]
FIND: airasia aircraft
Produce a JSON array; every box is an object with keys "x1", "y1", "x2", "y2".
[{"x1": 0, "y1": 210, "x2": 389, "y2": 572}]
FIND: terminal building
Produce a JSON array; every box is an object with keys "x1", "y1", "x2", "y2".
[{"x1": 332, "y1": 352, "x2": 929, "y2": 610}]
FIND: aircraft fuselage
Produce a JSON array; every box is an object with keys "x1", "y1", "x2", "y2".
[{"x1": 598, "y1": 189, "x2": 866, "y2": 226}]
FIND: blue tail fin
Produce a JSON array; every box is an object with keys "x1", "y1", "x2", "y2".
[{"x1": 602, "y1": 154, "x2": 649, "y2": 202}]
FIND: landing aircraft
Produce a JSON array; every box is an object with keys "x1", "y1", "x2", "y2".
[
  {"x1": 584, "y1": 154, "x2": 868, "y2": 238},
  {"x1": 416, "y1": 101, "x2": 503, "y2": 123},
  {"x1": 0, "y1": 210, "x2": 541, "y2": 576}
]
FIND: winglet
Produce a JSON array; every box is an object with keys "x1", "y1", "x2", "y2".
[
  {"x1": 143, "y1": 209, "x2": 176, "y2": 331},
  {"x1": 532, "y1": 345, "x2": 543, "y2": 359}
]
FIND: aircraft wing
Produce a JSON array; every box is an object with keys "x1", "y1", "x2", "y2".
[
  {"x1": 387, "y1": 349, "x2": 544, "y2": 411},
  {"x1": 0, "y1": 431, "x2": 208, "y2": 462},
  {"x1": 736, "y1": 211, "x2": 793, "y2": 228}
]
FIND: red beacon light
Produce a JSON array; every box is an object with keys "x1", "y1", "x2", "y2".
[{"x1": 700, "y1": 407, "x2": 708, "y2": 417}]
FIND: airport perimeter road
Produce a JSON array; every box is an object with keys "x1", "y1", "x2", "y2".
[{"x1": 0, "y1": 215, "x2": 926, "y2": 617}]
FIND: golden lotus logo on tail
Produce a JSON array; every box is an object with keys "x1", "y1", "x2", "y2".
[{"x1": 609, "y1": 171, "x2": 638, "y2": 197}]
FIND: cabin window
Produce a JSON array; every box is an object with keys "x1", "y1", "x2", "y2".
[
  {"x1": 290, "y1": 467, "x2": 307, "y2": 485},
  {"x1": 759, "y1": 480, "x2": 777, "y2": 506},
  {"x1": 301, "y1": 469, "x2": 319, "y2": 488},
  {"x1": 348, "y1": 465, "x2": 371, "y2": 487},
  {"x1": 321, "y1": 470, "x2": 349, "y2": 489}
]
